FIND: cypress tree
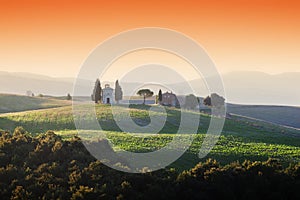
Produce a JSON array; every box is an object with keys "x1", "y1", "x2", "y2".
[
  {"x1": 92, "y1": 79, "x2": 102, "y2": 103},
  {"x1": 115, "y1": 80, "x2": 123, "y2": 104},
  {"x1": 158, "y1": 89, "x2": 162, "y2": 103}
]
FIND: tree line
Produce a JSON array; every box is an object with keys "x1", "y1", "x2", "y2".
[{"x1": 91, "y1": 78, "x2": 225, "y2": 109}]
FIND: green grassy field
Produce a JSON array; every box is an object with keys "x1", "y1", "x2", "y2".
[
  {"x1": 0, "y1": 94, "x2": 70, "y2": 113},
  {"x1": 0, "y1": 103, "x2": 299, "y2": 170}
]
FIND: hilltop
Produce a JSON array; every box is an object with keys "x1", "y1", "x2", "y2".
[{"x1": 0, "y1": 93, "x2": 71, "y2": 113}]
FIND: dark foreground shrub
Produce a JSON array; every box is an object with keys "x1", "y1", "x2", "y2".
[{"x1": 0, "y1": 128, "x2": 299, "y2": 199}]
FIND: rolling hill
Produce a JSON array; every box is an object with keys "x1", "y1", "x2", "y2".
[
  {"x1": 227, "y1": 104, "x2": 300, "y2": 129},
  {"x1": 0, "y1": 93, "x2": 71, "y2": 113},
  {"x1": 0, "y1": 104, "x2": 299, "y2": 170}
]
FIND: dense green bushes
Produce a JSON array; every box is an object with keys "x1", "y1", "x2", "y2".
[{"x1": 0, "y1": 128, "x2": 299, "y2": 199}]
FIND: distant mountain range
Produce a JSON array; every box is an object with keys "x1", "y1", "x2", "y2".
[{"x1": 0, "y1": 71, "x2": 299, "y2": 106}]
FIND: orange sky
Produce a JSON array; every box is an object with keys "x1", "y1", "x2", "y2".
[{"x1": 0, "y1": 0, "x2": 300, "y2": 77}]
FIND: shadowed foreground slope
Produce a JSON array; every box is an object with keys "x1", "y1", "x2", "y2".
[{"x1": 0, "y1": 128, "x2": 299, "y2": 200}]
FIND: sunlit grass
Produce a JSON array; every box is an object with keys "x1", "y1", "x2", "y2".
[{"x1": 0, "y1": 103, "x2": 299, "y2": 169}]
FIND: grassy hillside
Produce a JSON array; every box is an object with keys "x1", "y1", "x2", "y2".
[
  {"x1": 0, "y1": 104, "x2": 299, "y2": 170},
  {"x1": 227, "y1": 104, "x2": 300, "y2": 129},
  {"x1": 0, "y1": 94, "x2": 70, "y2": 113}
]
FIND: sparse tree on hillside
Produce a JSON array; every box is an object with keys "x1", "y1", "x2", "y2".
[
  {"x1": 92, "y1": 79, "x2": 102, "y2": 103},
  {"x1": 185, "y1": 94, "x2": 198, "y2": 109},
  {"x1": 67, "y1": 93, "x2": 72, "y2": 100},
  {"x1": 137, "y1": 89, "x2": 154, "y2": 105},
  {"x1": 211, "y1": 93, "x2": 225, "y2": 108},
  {"x1": 114, "y1": 80, "x2": 123, "y2": 104},
  {"x1": 204, "y1": 96, "x2": 211, "y2": 106},
  {"x1": 203, "y1": 93, "x2": 225, "y2": 108}
]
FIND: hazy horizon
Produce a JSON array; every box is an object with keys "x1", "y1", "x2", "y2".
[
  {"x1": 1, "y1": 70, "x2": 300, "y2": 107},
  {"x1": 1, "y1": 69, "x2": 300, "y2": 81}
]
